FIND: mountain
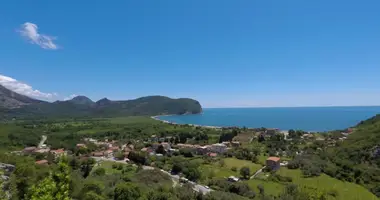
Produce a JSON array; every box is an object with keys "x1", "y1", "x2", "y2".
[
  {"x1": 0, "y1": 85, "x2": 44, "y2": 108},
  {"x1": 68, "y1": 96, "x2": 95, "y2": 105},
  {"x1": 0, "y1": 86, "x2": 202, "y2": 119}
]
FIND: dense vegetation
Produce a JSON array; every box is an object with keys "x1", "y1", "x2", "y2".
[
  {"x1": 0, "y1": 85, "x2": 202, "y2": 119},
  {"x1": 0, "y1": 112, "x2": 379, "y2": 199}
]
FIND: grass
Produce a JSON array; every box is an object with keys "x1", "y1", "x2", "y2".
[
  {"x1": 246, "y1": 179, "x2": 284, "y2": 197},
  {"x1": 277, "y1": 168, "x2": 378, "y2": 200},
  {"x1": 223, "y1": 158, "x2": 263, "y2": 173},
  {"x1": 91, "y1": 161, "x2": 129, "y2": 175},
  {"x1": 106, "y1": 116, "x2": 159, "y2": 124}
]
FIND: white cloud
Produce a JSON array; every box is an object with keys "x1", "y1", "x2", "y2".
[
  {"x1": 0, "y1": 74, "x2": 58, "y2": 101},
  {"x1": 64, "y1": 94, "x2": 78, "y2": 101},
  {"x1": 18, "y1": 22, "x2": 59, "y2": 50}
]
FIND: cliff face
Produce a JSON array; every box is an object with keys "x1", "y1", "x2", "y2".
[{"x1": 0, "y1": 85, "x2": 202, "y2": 119}]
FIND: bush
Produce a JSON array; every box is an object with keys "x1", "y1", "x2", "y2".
[
  {"x1": 117, "y1": 164, "x2": 124, "y2": 170},
  {"x1": 327, "y1": 189, "x2": 339, "y2": 197},
  {"x1": 231, "y1": 167, "x2": 237, "y2": 172},
  {"x1": 93, "y1": 168, "x2": 106, "y2": 176}
]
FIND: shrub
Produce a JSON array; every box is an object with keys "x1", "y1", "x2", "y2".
[{"x1": 231, "y1": 167, "x2": 237, "y2": 172}]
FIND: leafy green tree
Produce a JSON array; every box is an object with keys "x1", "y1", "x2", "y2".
[
  {"x1": 81, "y1": 181, "x2": 104, "y2": 196},
  {"x1": 82, "y1": 191, "x2": 106, "y2": 200},
  {"x1": 240, "y1": 166, "x2": 250, "y2": 179},
  {"x1": 114, "y1": 183, "x2": 141, "y2": 200},
  {"x1": 93, "y1": 168, "x2": 106, "y2": 176},
  {"x1": 28, "y1": 174, "x2": 57, "y2": 200},
  {"x1": 53, "y1": 158, "x2": 70, "y2": 200}
]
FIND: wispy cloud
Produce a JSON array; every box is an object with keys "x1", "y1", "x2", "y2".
[
  {"x1": 64, "y1": 94, "x2": 78, "y2": 101},
  {"x1": 18, "y1": 22, "x2": 59, "y2": 50},
  {"x1": 0, "y1": 74, "x2": 58, "y2": 101}
]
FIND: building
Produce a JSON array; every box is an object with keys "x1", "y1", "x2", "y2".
[
  {"x1": 207, "y1": 152, "x2": 217, "y2": 157},
  {"x1": 231, "y1": 141, "x2": 240, "y2": 147},
  {"x1": 23, "y1": 146, "x2": 37, "y2": 154},
  {"x1": 228, "y1": 176, "x2": 239, "y2": 182},
  {"x1": 92, "y1": 152, "x2": 104, "y2": 157},
  {"x1": 210, "y1": 143, "x2": 228, "y2": 154},
  {"x1": 34, "y1": 148, "x2": 50, "y2": 154},
  {"x1": 265, "y1": 128, "x2": 279, "y2": 136},
  {"x1": 35, "y1": 160, "x2": 48, "y2": 165},
  {"x1": 196, "y1": 146, "x2": 209, "y2": 155},
  {"x1": 50, "y1": 149, "x2": 67, "y2": 159},
  {"x1": 76, "y1": 144, "x2": 87, "y2": 148},
  {"x1": 160, "y1": 142, "x2": 171, "y2": 151},
  {"x1": 266, "y1": 157, "x2": 281, "y2": 170}
]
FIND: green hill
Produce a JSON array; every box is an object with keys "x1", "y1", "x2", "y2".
[
  {"x1": 0, "y1": 85, "x2": 202, "y2": 119},
  {"x1": 327, "y1": 114, "x2": 380, "y2": 196}
]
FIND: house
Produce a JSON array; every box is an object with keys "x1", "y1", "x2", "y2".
[
  {"x1": 23, "y1": 146, "x2": 37, "y2": 154},
  {"x1": 207, "y1": 152, "x2": 217, "y2": 157},
  {"x1": 104, "y1": 150, "x2": 113, "y2": 158},
  {"x1": 35, "y1": 160, "x2": 48, "y2": 165},
  {"x1": 265, "y1": 128, "x2": 279, "y2": 136},
  {"x1": 231, "y1": 141, "x2": 240, "y2": 147},
  {"x1": 228, "y1": 176, "x2": 239, "y2": 182},
  {"x1": 160, "y1": 142, "x2": 171, "y2": 151},
  {"x1": 266, "y1": 157, "x2": 281, "y2": 170},
  {"x1": 196, "y1": 146, "x2": 209, "y2": 155},
  {"x1": 76, "y1": 144, "x2": 87, "y2": 148},
  {"x1": 210, "y1": 143, "x2": 228, "y2": 154},
  {"x1": 34, "y1": 148, "x2": 50, "y2": 154},
  {"x1": 92, "y1": 152, "x2": 104, "y2": 157},
  {"x1": 151, "y1": 135, "x2": 158, "y2": 142},
  {"x1": 109, "y1": 146, "x2": 120, "y2": 152},
  {"x1": 50, "y1": 149, "x2": 66, "y2": 158}
]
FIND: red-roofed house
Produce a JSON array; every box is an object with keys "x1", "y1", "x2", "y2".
[
  {"x1": 35, "y1": 160, "x2": 48, "y2": 165},
  {"x1": 266, "y1": 157, "x2": 281, "y2": 170},
  {"x1": 50, "y1": 149, "x2": 66, "y2": 159},
  {"x1": 207, "y1": 152, "x2": 218, "y2": 157}
]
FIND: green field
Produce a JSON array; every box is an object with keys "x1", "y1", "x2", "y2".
[
  {"x1": 246, "y1": 179, "x2": 284, "y2": 196},
  {"x1": 224, "y1": 158, "x2": 263, "y2": 172},
  {"x1": 277, "y1": 168, "x2": 378, "y2": 200}
]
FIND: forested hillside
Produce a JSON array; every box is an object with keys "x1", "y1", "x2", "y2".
[{"x1": 0, "y1": 85, "x2": 202, "y2": 119}]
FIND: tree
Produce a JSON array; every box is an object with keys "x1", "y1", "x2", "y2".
[
  {"x1": 82, "y1": 191, "x2": 105, "y2": 200},
  {"x1": 114, "y1": 152, "x2": 125, "y2": 160},
  {"x1": 93, "y1": 168, "x2": 106, "y2": 176},
  {"x1": 257, "y1": 184, "x2": 265, "y2": 195},
  {"x1": 114, "y1": 183, "x2": 141, "y2": 200},
  {"x1": 28, "y1": 174, "x2": 57, "y2": 200},
  {"x1": 53, "y1": 158, "x2": 70, "y2": 200},
  {"x1": 155, "y1": 145, "x2": 166, "y2": 155},
  {"x1": 240, "y1": 166, "x2": 250, "y2": 179}
]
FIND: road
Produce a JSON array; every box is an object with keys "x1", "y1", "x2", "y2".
[
  {"x1": 91, "y1": 156, "x2": 212, "y2": 194},
  {"x1": 250, "y1": 166, "x2": 266, "y2": 179}
]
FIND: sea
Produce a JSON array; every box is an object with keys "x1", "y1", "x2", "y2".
[{"x1": 157, "y1": 106, "x2": 380, "y2": 132}]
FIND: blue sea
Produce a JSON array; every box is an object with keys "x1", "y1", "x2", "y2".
[{"x1": 157, "y1": 106, "x2": 380, "y2": 132}]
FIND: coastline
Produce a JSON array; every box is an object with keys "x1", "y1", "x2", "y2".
[{"x1": 151, "y1": 114, "x2": 222, "y2": 129}]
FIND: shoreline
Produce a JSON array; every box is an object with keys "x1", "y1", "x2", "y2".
[
  {"x1": 151, "y1": 115, "x2": 320, "y2": 133},
  {"x1": 151, "y1": 115, "x2": 222, "y2": 129}
]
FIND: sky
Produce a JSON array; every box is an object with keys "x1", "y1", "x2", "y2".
[{"x1": 1, "y1": 0, "x2": 380, "y2": 108}]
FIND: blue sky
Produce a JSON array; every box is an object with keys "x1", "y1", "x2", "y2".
[{"x1": 1, "y1": 0, "x2": 380, "y2": 107}]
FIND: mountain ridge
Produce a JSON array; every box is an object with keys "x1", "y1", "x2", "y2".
[{"x1": 0, "y1": 85, "x2": 202, "y2": 119}]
